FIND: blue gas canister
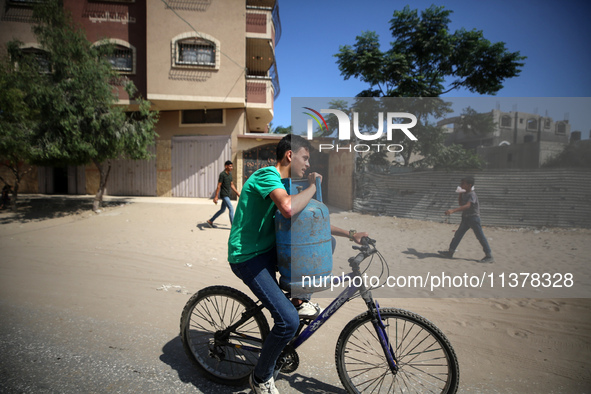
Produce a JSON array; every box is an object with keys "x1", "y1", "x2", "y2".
[{"x1": 275, "y1": 178, "x2": 333, "y2": 295}]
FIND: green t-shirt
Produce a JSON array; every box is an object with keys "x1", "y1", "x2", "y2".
[
  {"x1": 218, "y1": 171, "x2": 232, "y2": 198},
  {"x1": 228, "y1": 166, "x2": 285, "y2": 264}
]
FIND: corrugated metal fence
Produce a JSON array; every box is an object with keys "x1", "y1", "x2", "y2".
[
  {"x1": 354, "y1": 169, "x2": 591, "y2": 228},
  {"x1": 107, "y1": 146, "x2": 157, "y2": 196}
]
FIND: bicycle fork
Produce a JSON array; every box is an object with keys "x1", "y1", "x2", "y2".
[{"x1": 368, "y1": 300, "x2": 399, "y2": 374}]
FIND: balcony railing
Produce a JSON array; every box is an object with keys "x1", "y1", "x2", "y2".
[
  {"x1": 246, "y1": 62, "x2": 279, "y2": 100},
  {"x1": 246, "y1": 10, "x2": 268, "y2": 34},
  {"x1": 246, "y1": 0, "x2": 281, "y2": 44}
]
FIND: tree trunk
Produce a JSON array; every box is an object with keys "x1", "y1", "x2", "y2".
[
  {"x1": 402, "y1": 145, "x2": 413, "y2": 167},
  {"x1": 1, "y1": 162, "x2": 22, "y2": 212},
  {"x1": 10, "y1": 183, "x2": 18, "y2": 212},
  {"x1": 92, "y1": 160, "x2": 111, "y2": 212}
]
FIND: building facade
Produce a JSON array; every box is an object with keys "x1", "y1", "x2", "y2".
[
  {"x1": 439, "y1": 109, "x2": 572, "y2": 169},
  {"x1": 0, "y1": 0, "x2": 282, "y2": 197}
]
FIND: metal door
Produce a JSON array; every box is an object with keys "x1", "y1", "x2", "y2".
[{"x1": 171, "y1": 135, "x2": 231, "y2": 198}]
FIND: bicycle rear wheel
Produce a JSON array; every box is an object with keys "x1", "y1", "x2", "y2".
[
  {"x1": 180, "y1": 285, "x2": 270, "y2": 386},
  {"x1": 336, "y1": 308, "x2": 459, "y2": 393}
]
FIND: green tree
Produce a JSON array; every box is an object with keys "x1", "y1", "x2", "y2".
[
  {"x1": 455, "y1": 107, "x2": 497, "y2": 136},
  {"x1": 273, "y1": 125, "x2": 292, "y2": 134},
  {"x1": 25, "y1": 0, "x2": 158, "y2": 211},
  {"x1": 335, "y1": 5, "x2": 525, "y2": 168},
  {"x1": 0, "y1": 42, "x2": 45, "y2": 211}
]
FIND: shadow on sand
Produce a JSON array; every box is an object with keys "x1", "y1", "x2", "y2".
[
  {"x1": 402, "y1": 248, "x2": 479, "y2": 263},
  {"x1": 0, "y1": 195, "x2": 132, "y2": 224},
  {"x1": 196, "y1": 222, "x2": 231, "y2": 232},
  {"x1": 160, "y1": 336, "x2": 345, "y2": 393}
]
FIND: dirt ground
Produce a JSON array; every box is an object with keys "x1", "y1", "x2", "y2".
[{"x1": 0, "y1": 195, "x2": 590, "y2": 393}]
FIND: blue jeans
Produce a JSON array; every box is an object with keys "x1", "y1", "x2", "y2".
[
  {"x1": 230, "y1": 248, "x2": 299, "y2": 382},
  {"x1": 449, "y1": 215, "x2": 492, "y2": 256},
  {"x1": 209, "y1": 196, "x2": 234, "y2": 224}
]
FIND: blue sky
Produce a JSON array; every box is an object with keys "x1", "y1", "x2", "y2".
[{"x1": 272, "y1": 0, "x2": 591, "y2": 136}]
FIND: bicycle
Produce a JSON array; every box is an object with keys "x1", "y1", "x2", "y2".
[{"x1": 180, "y1": 238, "x2": 460, "y2": 393}]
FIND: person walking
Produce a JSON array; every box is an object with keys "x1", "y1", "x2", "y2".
[
  {"x1": 207, "y1": 161, "x2": 239, "y2": 227},
  {"x1": 439, "y1": 176, "x2": 494, "y2": 263}
]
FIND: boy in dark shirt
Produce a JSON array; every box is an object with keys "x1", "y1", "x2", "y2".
[
  {"x1": 439, "y1": 176, "x2": 494, "y2": 263},
  {"x1": 207, "y1": 161, "x2": 240, "y2": 227}
]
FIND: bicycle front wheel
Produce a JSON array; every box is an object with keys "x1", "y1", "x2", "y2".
[
  {"x1": 336, "y1": 308, "x2": 459, "y2": 393},
  {"x1": 180, "y1": 285, "x2": 270, "y2": 386}
]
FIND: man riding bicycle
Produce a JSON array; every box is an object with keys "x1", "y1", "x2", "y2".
[{"x1": 228, "y1": 134, "x2": 367, "y2": 393}]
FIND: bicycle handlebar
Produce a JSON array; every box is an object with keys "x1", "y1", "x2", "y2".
[
  {"x1": 349, "y1": 237, "x2": 378, "y2": 266},
  {"x1": 361, "y1": 236, "x2": 376, "y2": 246},
  {"x1": 352, "y1": 237, "x2": 376, "y2": 251}
]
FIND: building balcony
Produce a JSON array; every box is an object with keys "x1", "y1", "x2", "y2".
[
  {"x1": 246, "y1": 76, "x2": 274, "y2": 132},
  {"x1": 246, "y1": 0, "x2": 281, "y2": 42},
  {"x1": 244, "y1": 0, "x2": 280, "y2": 133}
]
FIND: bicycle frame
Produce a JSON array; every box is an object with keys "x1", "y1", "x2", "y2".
[
  {"x1": 181, "y1": 238, "x2": 462, "y2": 392},
  {"x1": 216, "y1": 263, "x2": 399, "y2": 373},
  {"x1": 290, "y1": 270, "x2": 399, "y2": 373}
]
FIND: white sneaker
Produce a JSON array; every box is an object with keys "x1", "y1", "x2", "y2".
[
  {"x1": 250, "y1": 373, "x2": 279, "y2": 394},
  {"x1": 297, "y1": 301, "x2": 323, "y2": 319}
]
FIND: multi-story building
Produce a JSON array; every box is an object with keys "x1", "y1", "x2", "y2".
[
  {"x1": 439, "y1": 109, "x2": 572, "y2": 169},
  {"x1": 0, "y1": 0, "x2": 282, "y2": 197}
]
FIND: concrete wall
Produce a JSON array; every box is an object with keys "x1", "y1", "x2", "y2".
[
  {"x1": 145, "y1": 0, "x2": 245, "y2": 105},
  {"x1": 0, "y1": 165, "x2": 38, "y2": 193},
  {"x1": 156, "y1": 140, "x2": 172, "y2": 197},
  {"x1": 478, "y1": 141, "x2": 571, "y2": 169},
  {"x1": 326, "y1": 151, "x2": 355, "y2": 211}
]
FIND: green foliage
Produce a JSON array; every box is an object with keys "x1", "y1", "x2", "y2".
[
  {"x1": 9, "y1": 0, "x2": 160, "y2": 210},
  {"x1": 0, "y1": 50, "x2": 38, "y2": 162},
  {"x1": 29, "y1": 1, "x2": 158, "y2": 166},
  {"x1": 456, "y1": 107, "x2": 496, "y2": 136},
  {"x1": 0, "y1": 42, "x2": 45, "y2": 209},
  {"x1": 336, "y1": 5, "x2": 525, "y2": 98},
  {"x1": 273, "y1": 125, "x2": 292, "y2": 134},
  {"x1": 0, "y1": 0, "x2": 159, "y2": 210},
  {"x1": 414, "y1": 144, "x2": 484, "y2": 170},
  {"x1": 323, "y1": 99, "x2": 349, "y2": 137},
  {"x1": 543, "y1": 142, "x2": 591, "y2": 168},
  {"x1": 334, "y1": 5, "x2": 525, "y2": 169}
]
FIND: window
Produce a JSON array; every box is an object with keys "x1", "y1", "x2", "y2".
[
  {"x1": 94, "y1": 40, "x2": 135, "y2": 74},
  {"x1": 556, "y1": 122, "x2": 567, "y2": 135},
  {"x1": 7, "y1": 0, "x2": 44, "y2": 6},
  {"x1": 500, "y1": 115, "x2": 512, "y2": 128},
  {"x1": 177, "y1": 39, "x2": 215, "y2": 66},
  {"x1": 4, "y1": 1, "x2": 41, "y2": 22},
  {"x1": 181, "y1": 109, "x2": 223, "y2": 125},
  {"x1": 527, "y1": 118, "x2": 538, "y2": 131},
  {"x1": 106, "y1": 46, "x2": 133, "y2": 72},
  {"x1": 172, "y1": 33, "x2": 220, "y2": 70},
  {"x1": 19, "y1": 46, "x2": 51, "y2": 73},
  {"x1": 544, "y1": 119, "x2": 551, "y2": 129}
]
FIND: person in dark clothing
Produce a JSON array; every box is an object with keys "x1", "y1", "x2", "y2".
[
  {"x1": 439, "y1": 176, "x2": 494, "y2": 263},
  {"x1": 1, "y1": 184, "x2": 11, "y2": 210},
  {"x1": 207, "y1": 161, "x2": 240, "y2": 227}
]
